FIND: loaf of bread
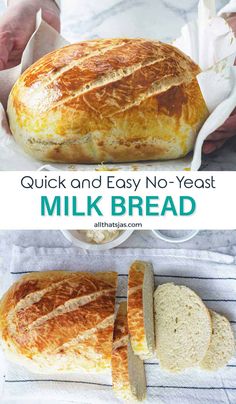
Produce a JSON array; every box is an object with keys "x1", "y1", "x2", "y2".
[
  {"x1": 112, "y1": 302, "x2": 146, "y2": 401},
  {"x1": 200, "y1": 310, "x2": 235, "y2": 371},
  {"x1": 127, "y1": 261, "x2": 155, "y2": 359},
  {"x1": 0, "y1": 271, "x2": 117, "y2": 373},
  {"x1": 7, "y1": 38, "x2": 208, "y2": 164},
  {"x1": 154, "y1": 283, "x2": 212, "y2": 372}
]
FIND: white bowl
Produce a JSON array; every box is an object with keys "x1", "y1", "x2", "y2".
[
  {"x1": 152, "y1": 230, "x2": 199, "y2": 243},
  {"x1": 61, "y1": 230, "x2": 134, "y2": 250}
]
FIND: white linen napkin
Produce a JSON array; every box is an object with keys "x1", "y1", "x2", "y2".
[
  {"x1": 0, "y1": 245, "x2": 236, "y2": 403},
  {"x1": 173, "y1": 0, "x2": 236, "y2": 170}
]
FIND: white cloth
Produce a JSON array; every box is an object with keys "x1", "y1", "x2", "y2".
[
  {"x1": 173, "y1": 0, "x2": 236, "y2": 170},
  {"x1": 219, "y1": 0, "x2": 236, "y2": 15},
  {"x1": 0, "y1": 245, "x2": 236, "y2": 403}
]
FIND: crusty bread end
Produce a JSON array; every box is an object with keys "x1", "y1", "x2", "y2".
[
  {"x1": 112, "y1": 302, "x2": 146, "y2": 401},
  {"x1": 128, "y1": 261, "x2": 155, "y2": 359}
]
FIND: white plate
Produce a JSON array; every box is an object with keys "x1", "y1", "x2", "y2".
[
  {"x1": 61, "y1": 229, "x2": 134, "y2": 250},
  {"x1": 152, "y1": 229, "x2": 199, "y2": 243}
]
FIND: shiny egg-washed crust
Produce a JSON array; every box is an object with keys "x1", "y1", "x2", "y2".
[
  {"x1": 0, "y1": 271, "x2": 117, "y2": 373},
  {"x1": 127, "y1": 261, "x2": 154, "y2": 359},
  {"x1": 7, "y1": 38, "x2": 209, "y2": 164}
]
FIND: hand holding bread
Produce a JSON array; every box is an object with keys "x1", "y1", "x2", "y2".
[
  {"x1": 0, "y1": 0, "x2": 60, "y2": 70},
  {"x1": 7, "y1": 39, "x2": 208, "y2": 164}
]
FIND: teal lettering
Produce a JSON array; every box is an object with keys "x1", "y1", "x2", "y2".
[
  {"x1": 41, "y1": 196, "x2": 60, "y2": 216},
  {"x1": 112, "y1": 196, "x2": 126, "y2": 216},
  {"x1": 180, "y1": 196, "x2": 196, "y2": 216},
  {"x1": 129, "y1": 196, "x2": 143, "y2": 216},
  {"x1": 72, "y1": 196, "x2": 85, "y2": 216},
  {"x1": 146, "y1": 196, "x2": 159, "y2": 216},
  {"x1": 87, "y1": 196, "x2": 103, "y2": 216},
  {"x1": 64, "y1": 196, "x2": 69, "y2": 216},
  {"x1": 161, "y1": 196, "x2": 177, "y2": 216}
]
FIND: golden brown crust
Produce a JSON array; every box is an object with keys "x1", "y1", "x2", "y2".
[
  {"x1": 112, "y1": 302, "x2": 131, "y2": 399},
  {"x1": 127, "y1": 261, "x2": 154, "y2": 358},
  {"x1": 7, "y1": 38, "x2": 208, "y2": 163},
  {"x1": 128, "y1": 262, "x2": 145, "y2": 351},
  {"x1": 112, "y1": 302, "x2": 146, "y2": 401},
  {"x1": 0, "y1": 271, "x2": 117, "y2": 373}
]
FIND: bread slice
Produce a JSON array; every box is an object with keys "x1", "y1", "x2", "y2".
[
  {"x1": 154, "y1": 283, "x2": 212, "y2": 372},
  {"x1": 200, "y1": 310, "x2": 235, "y2": 371},
  {"x1": 112, "y1": 302, "x2": 146, "y2": 401},
  {"x1": 127, "y1": 261, "x2": 155, "y2": 359}
]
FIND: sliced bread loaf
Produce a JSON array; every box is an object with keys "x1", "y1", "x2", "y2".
[
  {"x1": 112, "y1": 302, "x2": 146, "y2": 401},
  {"x1": 154, "y1": 283, "x2": 212, "y2": 372},
  {"x1": 127, "y1": 261, "x2": 155, "y2": 359},
  {"x1": 200, "y1": 310, "x2": 235, "y2": 371}
]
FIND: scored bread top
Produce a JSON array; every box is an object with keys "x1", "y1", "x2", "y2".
[
  {"x1": 7, "y1": 38, "x2": 208, "y2": 163},
  {"x1": 10, "y1": 38, "x2": 200, "y2": 118},
  {"x1": 0, "y1": 271, "x2": 117, "y2": 373}
]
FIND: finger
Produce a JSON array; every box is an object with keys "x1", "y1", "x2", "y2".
[
  {"x1": 0, "y1": 30, "x2": 14, "y2": 70},
  {"x1": 5, "y1": 50, "x2": 23, "y2": 68},
  {"x1": 42, "y1": 10, "x2": 61, "y2": 33},
  {"x1": 203, "y1": 139, "x2": 227, "y2": 154},
  {"x1": 206, "y1": 130, "x2": 236, "y2": 142},
  {"x1": 206, "y1": 108, "x2": 236, "y2": 142},
  {"x1": 217, "y1": 113, "x2": 236, "y2": 132},
  {"x1": 227, "y1": 15, "x2": 236, "y2": 34},
  {"x1": 206, "y1": 111, "x2": 236, "y2": 141}
]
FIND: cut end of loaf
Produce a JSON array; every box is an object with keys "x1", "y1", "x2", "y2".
[
  {"x1": 154, "y1": 283, "x2": 212, "y2": 373},
  {"x1": 112, "y1": 302, "x2": 146, "y2": 401},
  {"x1": 200, "y1": 310, "x2": 235, "y2": 371},
  {"x1": 128, "y1": 261, "x2": 155, "y2": 360}
]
